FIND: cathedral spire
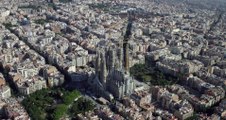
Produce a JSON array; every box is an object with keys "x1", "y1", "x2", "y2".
[
  {"x1": 100, "y1": 51, "x2": 107, "y2": 89},
  {"x1": 95, "y1": 49, "x2": 101, "y2": 77}
]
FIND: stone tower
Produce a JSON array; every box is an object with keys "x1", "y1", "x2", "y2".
[
  {"x1": 107, "y1": 47, "x2": 116, "y2": 72},
  {"x1": 123, "y1": 38, "x2": 130, "y2": 73},
  {"x1": 100, "y1": 51, "x2": 107, "y2": 89},
  {"x1": 95, "y1": 50, "x2": 101, "y2": 77},
  {"x1": 117, "y1": 46, "x2": 123, "y2": 70}
]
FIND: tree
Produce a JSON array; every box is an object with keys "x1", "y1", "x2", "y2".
[
  {"x1": 69, "y1": 97, "x2": 95, "y2": 116},
  {"x1": 63, "y1": 90, "x2": 80, "y2": 105},
  {"x1": 53, "y1": 104, "x2": 68, "y2": 120},
  {"x1": 34, "y1": 19, "x2": 50, "y2": 25},
  {"x1": 22, "y1": 88, "x2": 81, "y2": 120},
  {"x1": 130, "y1": 63, "x2": 179, "y2": 86},
  {"x1": 142, "y1": 75, "x2": 152, "y2": 82},
  {"x1": 18, "y1": 5, "x2": 40, "y2": 10},
  {"x1": 3, "y1": 23, "x2": 18, "y2": 29},
  {"x1": 21, "y1": 89, "x2": 53, "y2": 120}
]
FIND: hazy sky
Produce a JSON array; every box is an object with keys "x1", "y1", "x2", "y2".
[{"x1": 160, "y1": 0, "x2": 226, "y2": 11}]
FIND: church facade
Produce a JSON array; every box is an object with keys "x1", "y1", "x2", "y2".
[
  {"x1": 89, "y1": 45, "x2": 135, "y2": 100},
  {"x1": 88, "y1": 12, "x2": 136, "y2": 100}
]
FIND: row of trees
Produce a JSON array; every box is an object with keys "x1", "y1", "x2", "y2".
[
  {"x1": 59, "y1": 0, "x2": 72, "y2": 3},
  {"x1": 88, "y1": 3, "x2": 111, "y2": 12},
  {"x1": 3, "y1": 23, "x2": 18, "y2": 30},
  {"x1": 34, "y1": 19, "x2": 51, "y2": 25},
  {"x1": 18, "y1": 5, "x2": 40, "y2": 10}
]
